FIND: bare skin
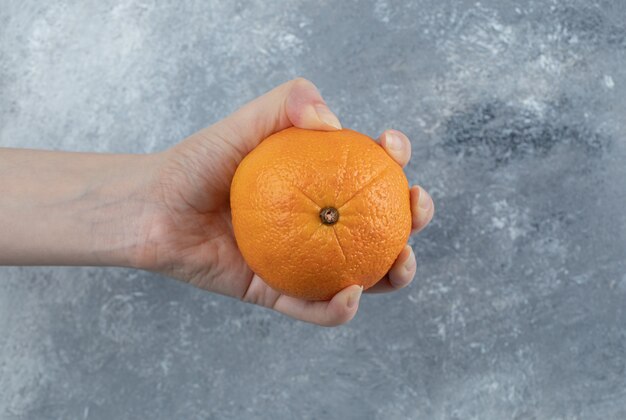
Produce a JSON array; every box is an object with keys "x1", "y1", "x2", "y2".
[{"x1": 0, "y1": 78, "x2": 434, "y2": 326}]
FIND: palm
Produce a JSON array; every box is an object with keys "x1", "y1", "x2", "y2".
[{"x1": 151, "y1": 132, "x2": 258, "y2": 301}]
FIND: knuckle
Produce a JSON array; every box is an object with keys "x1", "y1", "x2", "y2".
[
  {"x1": 288, "y1": 77, "x2": 319, "y2": 96},
  {"x1": 290, "y1": 76, "x2": 313, "y2": 88},
  {"x1": 320, "y1": 318, "x2": 343, "y2": 327}
]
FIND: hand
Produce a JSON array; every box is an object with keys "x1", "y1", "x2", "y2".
[{"x1": 139, "y1": 78, "x2": 435, "y2": 326}]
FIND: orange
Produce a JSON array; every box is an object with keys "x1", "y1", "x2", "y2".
[{"x1": 230, "y1": 127, "x2": 412, "y2": 301}]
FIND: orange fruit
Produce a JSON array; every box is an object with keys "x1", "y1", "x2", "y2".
[{"x1": 230, "y1": 127, "x2": 412, "y2": 301}]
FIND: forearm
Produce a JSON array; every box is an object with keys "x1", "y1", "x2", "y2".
[{"x1": 0, "y1": 148, "x2": 160, "y2": 267}]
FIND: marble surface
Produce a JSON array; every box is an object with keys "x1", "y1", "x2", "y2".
[{"x1": 2, "y1": 0, "x2": 626, "y2": 418}]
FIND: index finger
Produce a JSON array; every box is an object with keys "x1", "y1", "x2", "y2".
[{"x1": 378, "y1": 129, "x2": 412, "y2": 168}]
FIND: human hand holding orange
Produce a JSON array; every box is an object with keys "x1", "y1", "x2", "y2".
[
  {"x1": 0, "y1": 78, "x2": 434, "y2": 327},
  {"x1": 141, "y1": 78, "x2": 434, "y2": 326}
]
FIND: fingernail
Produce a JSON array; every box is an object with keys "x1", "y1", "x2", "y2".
[
  {"x1": 404, "y1": 248, "x2": 416, "y2": 272},
  {"x1": 314, "y1": 104, "x2": 342, "y2": 130},
  {"x1": 417, "y1": 186, "x2": 432, "y2": 212},
  {"x1": 385, "y1": 131, "x2": 403, "y2": 151},
  {"x1": 347, "y1": 286, "x2": 363, "y2": 309}
]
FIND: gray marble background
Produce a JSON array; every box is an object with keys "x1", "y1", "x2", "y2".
[{"x1": 2, "y1": 0, "x2": 626, "y2": 419}]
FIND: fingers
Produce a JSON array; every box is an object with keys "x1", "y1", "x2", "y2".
[
  {"x1": 378, "y1": 129, "x2": 412, "y2": 167},
  {"x1": 378, "y1": 129, "x2": 434, "y2": 233},
  {"x1": 284, "y1": 80, "x2": 341, "y2": 130},
  {"x1": 214, "y1": 77, "x2": 341, "y2": 155},
  {"x1": 272, "y1": 284, "x2": 363, "y2": 327},
  {"x1": 411, "y1": 185, "x2": 434, "y2": 234},
  {"x1": 365, "y1": 245, "x2": 417, "y2": 293},
  {"x1": 376, "y1": 129, "x2": 435, "y2": 233}
]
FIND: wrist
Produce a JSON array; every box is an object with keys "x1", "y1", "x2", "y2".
[
  {"x1": 86, "y1": 152, "x2": 166, "y2": 269},
  {"x1": 0, "y1": 148, "x2": 165, "y2": 268}
]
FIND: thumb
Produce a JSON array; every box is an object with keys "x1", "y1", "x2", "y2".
[{"x1": 212, "y1": 78, "x2": 342, "y2": 155}]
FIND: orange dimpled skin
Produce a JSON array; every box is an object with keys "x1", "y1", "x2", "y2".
[{"x1": 230, "y1": 127, "x2": 412, "y2": 301}]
